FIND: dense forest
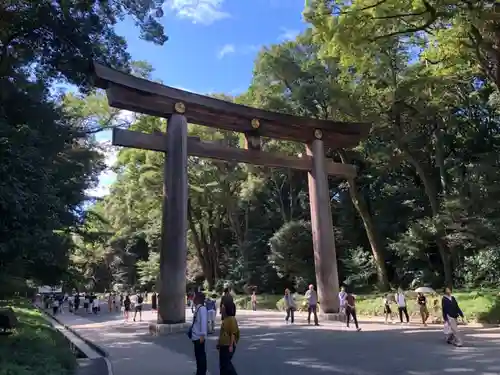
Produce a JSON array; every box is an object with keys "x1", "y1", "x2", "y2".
[{"x1": 1, "y1": 1, "x2": 499, "y2": 297}]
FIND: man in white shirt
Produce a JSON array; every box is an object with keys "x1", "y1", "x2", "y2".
[
  {"x1": 191, "y1": 292, "x2": 208, "y2": 375},
  {"x1": 395, "y1": 288, "x2": 410, "y2": 323}
]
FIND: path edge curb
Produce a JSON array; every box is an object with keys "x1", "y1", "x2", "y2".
[{"x1": 33, "y1": 304, "x2": 114, "y2": 375}]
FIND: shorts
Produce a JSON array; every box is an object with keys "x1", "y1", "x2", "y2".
[
  {"x1": 135, "y1": 305, "x2": 142, "y2": 312},
  {"x1": 384, "y1": 305, "x2": 392, "y2": 314},
  {"x1": 419, "y1": 305, "x2": 428, "y2": 315},
  {"x1": 124, "y1": 306, "x2": 130, "y2": 312}
]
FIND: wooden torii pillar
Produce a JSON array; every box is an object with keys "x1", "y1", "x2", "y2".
[{"x1": 91, "y1": 63, "x2": 371, "y2": 326}]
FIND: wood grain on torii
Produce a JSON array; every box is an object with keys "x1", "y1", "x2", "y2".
[{"x1": 90, "y1": 61, "x2": 371, "y2": 326}]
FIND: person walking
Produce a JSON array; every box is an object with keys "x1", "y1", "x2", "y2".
[
  {"x1": 206, "y1": 294, "x2": 217, "y2": 334},
  {"x1": 217, "y1": 300, "x2": 239, "y2": 375},
  {"x1": 395, "y1": 288, "x2": 410, "y2": 324},
  {"x1": 151, "y1": 292, "x2": 157, "y2": 312},
  {"x1": 51, "y1": 297, "x2": 60, "y2": 315},
  {"x1": 83, "y1": 294, "x2": 90, "y2": 314},
  {"x1": 338, "y1": 286, "x2": 347, "y2": 322},
  {"x1": 283, "y1": 288, "x2": 296, "y2": 324},
  {"x1": 123, "y1": 295, "x2": 131, "y2": 322},
  {"x1": 383, "y1": 293, "x2": 393, "y2": 324},
  {"x1": 305, "y1": 284, "x2": 319, "y2": 326},
  {"x1": 442, "y1": 287, "x2": 465, "y2": 346},
  {"x1": 74, "y1": 293, "x2": 80, "y2": 313},
  {"x1": 345, "y1": 290, "x2": 361, "y2": 331},
  {"x1": 133, "y1": 293, "x2": 143, "y2": 322},
  {"x1": 251, "y1": 291, "x2": 257, "y2": 311},
  {"x1": 220, "y1": 288, "x2": 235, "y2": 320},
  {"x1": 338, "y1": 286, "x2": 347, "y2": 314},
  {"x1": 417, "y1": 292, "x2": 429, "y2": 326},
  {"x1": 68, "y1": 294, "x2": 74, "y2": 313},
  {"x1": 92, "y1": 295, "x2": 100, "y2": 314},
  {"x1": 190, "y1": 292, "x2": 208, "y2": 375}
]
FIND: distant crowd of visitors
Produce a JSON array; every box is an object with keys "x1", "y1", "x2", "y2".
[
  {"x1": 41, "y1": 293, "x2": 101, "y2": 315},
  {"x1": 40, "y1": 291, "x2": 158, "y2": 323}
]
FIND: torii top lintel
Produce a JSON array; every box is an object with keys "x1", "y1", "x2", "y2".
[{"x1": 91, "y1": 61, "x2": 371, "y2": 148}]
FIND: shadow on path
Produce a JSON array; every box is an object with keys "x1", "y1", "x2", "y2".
[{"x1": 154, "y1": 314, "x2": 500, "y2": 375}]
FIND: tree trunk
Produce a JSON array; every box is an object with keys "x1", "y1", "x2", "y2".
[
  {"x1": 401, "y1": 146, "x2": 454, "y2": 287},
  {"x1": 187, "y1": 201, "x2": 216, "y2": 288},
  {"x1": 338, "y1": 150, "x2": 390, "y2": 291}
]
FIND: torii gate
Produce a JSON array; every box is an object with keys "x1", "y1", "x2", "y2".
[{"x1": 91, "y1": 62, "x2": 370, "y2": 329}]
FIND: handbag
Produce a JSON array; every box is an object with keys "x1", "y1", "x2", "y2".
[{"x1": 187, "y1": 307, "x2": 201, "y2": 339}]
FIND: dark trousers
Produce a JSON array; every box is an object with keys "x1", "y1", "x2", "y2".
[
  {"x1": 307, "y1": 305, "x2": 319, "y2": 325},
  {"x1": 398, "y1": 306, "x2": 409, "y2": 323},
  {"x1": 345, "y1": 306, "x2": 359, "y2": 329},
  {"x1": 219, "y1": 345, "x2": 237, "y2": 375},
  {"x1": 193, "y1": 340, "x2": 207, "y2": 375},
  {"x1": 285, "y1": 308, "x2": 295, "y2": 323}
]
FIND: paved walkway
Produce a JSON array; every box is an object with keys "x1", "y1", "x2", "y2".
[
  {"x1": 47, "y1": 304, "x2": 500, "y2": 375},
  {"x1": 47, "y1": 305, "x2": 200, "y2": 375}
]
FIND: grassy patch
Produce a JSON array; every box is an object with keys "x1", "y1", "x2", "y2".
[
  {"x1": 230, "y1": 290, "x2": 500, "y2": 324},
  {"x1": 0, "y1": 299, "x2": 77, "y2": 375}
]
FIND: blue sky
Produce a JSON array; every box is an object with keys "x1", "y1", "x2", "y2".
[
  {"x1": 90, "y1": 0, "x2": 308, "y2": 197},
  {"x1": 116, "y1": 0, "x2": 307, "y2": 94}
]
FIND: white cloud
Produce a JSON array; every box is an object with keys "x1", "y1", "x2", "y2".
[
  {"x1": 165, "y1": 0, "x2": 229, "y2": 25},
  {"x1": 217, "y1": 44, "x2": 235, "y2": 59},
  {"x1": 278, "y1": 28, "x2": 299, "y2": 41}
]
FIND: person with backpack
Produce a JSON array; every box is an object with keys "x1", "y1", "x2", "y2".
[
  {"x1": 133, "y1": 293, "x2": 144, "y2": 322},
  {"x1": 188, "y1": 292, "x2": 208, "y2": 375}
]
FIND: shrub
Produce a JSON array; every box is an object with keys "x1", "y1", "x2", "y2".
[{"x1": 0, "y1": 299, "x2": 77, "y2": 375}]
